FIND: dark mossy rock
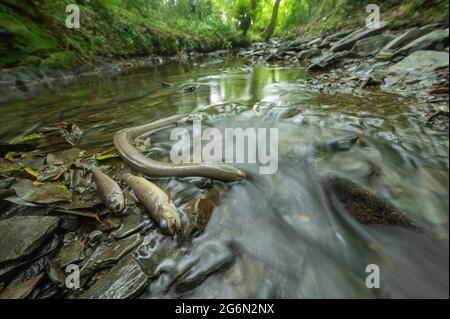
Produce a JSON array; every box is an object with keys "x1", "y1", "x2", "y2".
[{"x1": 322, "y1": 174, "x2": 418, "y2": 227}]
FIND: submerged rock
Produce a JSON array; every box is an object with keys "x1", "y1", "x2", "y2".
[
  {"x1": 147, "y1": 239, "x2": 236, "y2": 296},
  {"x1": 0, "y1": 216, "x2": 60, "y2": 266},
  {"x1": 173, "y1": 240, "x2": 235, "y2": 293},
  {"x1": 82, "y1": 255, "x2": 148, "y2": 299},
  {"x1": 322, "y1": 174, "x2": 418, "y2": 227},
  {"x1": 191, "y1": 186, "x2": 222, "y2": 236}
]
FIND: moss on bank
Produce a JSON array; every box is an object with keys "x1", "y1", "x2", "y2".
[
  {"x1": 1, "y1": 0, "x2": 447, "y2": 70},
  {"x1": 0, "y1": 0, "x2": 245, "y2": 70},
  {"x1": 293, "y1": 0, "x2": 448, "y2": 38}
]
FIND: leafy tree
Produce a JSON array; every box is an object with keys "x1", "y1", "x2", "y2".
[{"x1": 263, "y1": 0, "x2": 281, "y2": 40}]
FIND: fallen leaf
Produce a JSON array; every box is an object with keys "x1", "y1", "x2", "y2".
[
  {"x1": 51, "y1": 208, "x2": 102, "y2": 223},
  {"x1": 9, "y1": 133, "x2": 42, "y2": 145},
  {"x1": 19, "y1": 164, "x2": 40, "y2": 178},
  {"x1": 96, "y1": 150, "x2": 120, "y2": 161},
  {"x1": 13, "y1": 179, "x2": 72, "y2": 204}
]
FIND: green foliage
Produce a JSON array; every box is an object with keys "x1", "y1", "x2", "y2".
[
  {"x1": 42, "y1": 51, "x2": 80, "y2": 70},
  {"x1": 0, "y1": 2, "x2": 59, "y2": 68},
  {"x1": 0, "y1": 0, "x2": 447, "y2": 70},
  {"x1": 0, "y1": 0, "x2": 243, "y2": 68}
]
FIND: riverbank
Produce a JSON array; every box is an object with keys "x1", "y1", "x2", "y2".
[
  {"x1": 0, "y1": 0, "x2": 245, "y2": 102},
  {"x1": 239, "y1": 22, "x2": 449, "y2": 130},
  {"x1": 0, "y1": 50, "x2": 232, "y2": 103}
]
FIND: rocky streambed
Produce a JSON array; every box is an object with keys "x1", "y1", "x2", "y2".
[
  {"x1": 239, "y1": 22, "x2": 449, "y2": 130},
  {"x1": 0, "y1": 23, "x2": 449, "y2": 299}
]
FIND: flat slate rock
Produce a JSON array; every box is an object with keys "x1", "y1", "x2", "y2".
[
  {"x1": 353, "y1": 34, "x2": 395, "y2": 57},
  {"x1": 82, "y1": 255, "x2": 148, "y2": 299},
  {"x1": 388, "y1": 50, "x2": 449, "y2": 75},
  {"x1": 331, "y1": 22, "x2": 389, "y2": 52},
  {"x1": 0, "y1": 216, "x2": 59, "y2": 265},
  {"x1": 393, "y1": 28, "x2": 449, "y2": 57},
  {"x1": 376, "y1": 27, "x2": 435, "y2": 59},
  {"x1": 113, "y1": 208, "x2": 149, "y2": 240},
  {"x1": 81, "y1": 234, "x2": 142, "y2": 275},
  {"x1": 59, "y1": 238, "x2": 86, "y2": 268}
]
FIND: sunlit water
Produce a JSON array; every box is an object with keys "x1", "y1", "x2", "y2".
[{"x1": 0, "y1": 57, "x2": 448, "y2": 298}]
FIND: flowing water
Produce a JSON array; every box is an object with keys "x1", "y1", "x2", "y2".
[{"x1": 0, "y1": 57, "x2": 448, "y2": 298}]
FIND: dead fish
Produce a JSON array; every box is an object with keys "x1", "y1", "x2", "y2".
[
  {"x1": 123, "y1": 173, "x2": 181, "y2": 236},
  {"x1": 91, "y1": 167, "x2": 124, "y2": 213}
]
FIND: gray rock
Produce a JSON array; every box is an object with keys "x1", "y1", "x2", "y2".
[
  {"x1": 82, "y1": 255, "x2": 148, "y2": 299},
  {"x1": 113, "y1": 207, "x2": 149, "y2": 240},
  {"x1": 307, "y1": 37, "x2": 322, "y2": 47},
  {"x1": 147, "y1": 239, "x2": 235, "y2": 296},
  {"x1": 307, "y1": 50, "x2": 358, "y2": 72},
  {"x1": 394, "y1": 29, "x2": 449, "y2": 58},
  {"x1": 376, "y1": 28, "x2": 437, "y2": 60},
  {"x1": 59, "y1": 238, "x2": 86, "y2": 268},
  {"x1": 331, "y1": 22, "x2": 389, "y2": 52},
  {"x1": 319, "y1": 30, "x2": 356, "y2": 49},
  {"x1": 280, "y1": 37, "x2": 309, "y2": 52},
  {"x1": 298, "y1": 48, "x2": 322, "y2": 61},
  {"x1": 353, "y1": 34, "x2": 395, "y2": 57},
  {"x1": 0, "y1": 236, "x2": 59, "y2": 282},
  {"x1": 0, "y1": 216, "x2": 60, "y2": 266},
  {"x1": 81, "y1": 234, "x2": 142, "y2": 276},
  {"x1": 327, "y1": 29, "x2": 356, "y2": 42},
  {"x1": 388, "y1": 50, "x2": 449, "y2": 75}
]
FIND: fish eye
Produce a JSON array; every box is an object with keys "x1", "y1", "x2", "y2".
[
  {"x1": 109, "y1": 196, "x2": 118, "y2": 206},
  {"x1": 159, "y1": 219, "x2": 168, "y2": 230}
]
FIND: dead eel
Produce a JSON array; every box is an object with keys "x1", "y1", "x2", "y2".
[
  {"x1": 123, "y1": 173, "x2": 181, "y2": 236},
  {"x1": 114, "y1": 114, "x2": 246, "y2": 182}
]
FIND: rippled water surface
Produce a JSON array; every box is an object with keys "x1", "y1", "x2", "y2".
[{"x1": 1, "y1": 57, "x2": 448, "y2": 298}]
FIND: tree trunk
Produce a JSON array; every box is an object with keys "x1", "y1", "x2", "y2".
[{"x1": 263, "y1": 0, "x2": 282, "y2": 41}]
